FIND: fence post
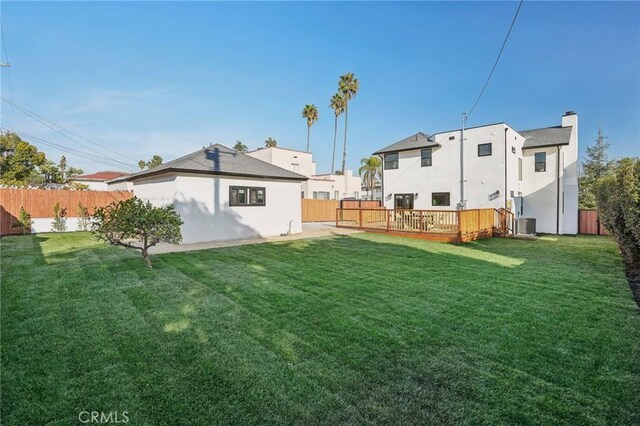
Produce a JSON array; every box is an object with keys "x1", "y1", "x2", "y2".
[
  {"x1": 387, "y1": 210, "x2": 390, "y2": 232},
  {"x1": 457, "y1": 211, "x2": 462, "y2": 239},
  {"x1": 335, "y1": 208, "x2": 339, "y2": 228},
  {"x1": 419, "y1": 211, "x2": 424, "y2": 234},
  {"x1": 359, "y1": 209, "x2": 363, "y2": 229}
]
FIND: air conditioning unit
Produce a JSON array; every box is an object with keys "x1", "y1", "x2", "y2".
[{"x1": 517, "y1": 217, "x2": 536, "y2": 235}]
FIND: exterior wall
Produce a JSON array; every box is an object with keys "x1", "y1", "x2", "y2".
[
  {"x1": 560, "y1": 113, "x2": 579, "y2": 234},
  {"x1": 248, "y1": 147, "x2": 316, "y2": 177},
  {"x1": 72, "y1": 180, "x2": 108, "y2": 191},
  {"x1": 107, "y1": 180, "x2": 133, "y2": 191},
  {"x1": 131, "y1": 173, "x2": 303, "y2": 244},
  {"x1": 382, "y1": 123, "x2": 515, "y2": 211},
  {"x1": 304, "y1": 170, "x2": 361, "y2": 200},
  {"x1": 248, "y1": 146, "x2": 361, "y2": 200}
]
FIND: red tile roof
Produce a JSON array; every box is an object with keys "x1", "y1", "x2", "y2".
[{"x1": 73, "y1": 171, "x2": 130, "y2": 181}]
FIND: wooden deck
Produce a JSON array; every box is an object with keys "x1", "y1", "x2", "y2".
[{"x1": 335, "y1": 208, "x2": 513, "y2": 243}]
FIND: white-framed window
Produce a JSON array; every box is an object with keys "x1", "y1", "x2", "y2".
[
  {"x1": 313, "y1": 191, "x2": 330, "y2": 200},
  {"x1": 291, "y1": 163, "x2": 299, "y2": 173}
]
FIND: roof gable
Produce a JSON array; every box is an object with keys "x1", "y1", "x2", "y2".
[
  {"x1": 520, "y1": 126, "x2": 572, "y2": 149},
  {"x1": 373, "y1": 132, "x2": 439, "y2": 155}
]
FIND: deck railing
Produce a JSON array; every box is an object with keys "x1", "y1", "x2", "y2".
[{"x1": 336, "y1": 207, "x2": 510, "y2": 242}]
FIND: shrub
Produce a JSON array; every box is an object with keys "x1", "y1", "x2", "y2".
[
  {"x1": 12, "y1": 207, "x2": 31, "y2": 235},
  {"x1": 51, "y1": 202, "x2": 67, "y2": 232},
  {"x1": 77, "y1": 202, "x2": 90, "y2": 231},
  {"x1": 92, "y1": 196, "x2": 183, "y2": 267},
  {"x1": 594, "y1": 158, "x2": 640, "y2": 266}
]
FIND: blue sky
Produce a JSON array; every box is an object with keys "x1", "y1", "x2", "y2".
[{"x1": 1, "y1": 1, "x2": 638, "y2": 174}]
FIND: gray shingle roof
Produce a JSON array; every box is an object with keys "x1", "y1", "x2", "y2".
[
  {"x1": 121, "y1": 144, "x2": 307, "y2": 182},
  {"x1": 520, "y1": 126, "x2": 572, "y2": 149},
  {"x1": 373, "y1": 132, "x2": 439, "y2": 155}
]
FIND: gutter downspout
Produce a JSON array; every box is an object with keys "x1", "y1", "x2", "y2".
[
  {"x1": 556, "y1": 146, "x2": 561, "y2": 234},
  {"x1": 504, "y1": 127, "x2": 508, "y2": 211},
  {"x1": 460, "y1": 113, "x2": 467, "y2": 209}
]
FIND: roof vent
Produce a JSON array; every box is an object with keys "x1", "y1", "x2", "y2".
[{"x1": 563, "y1": 111, "x2": 576, "y2": 116}]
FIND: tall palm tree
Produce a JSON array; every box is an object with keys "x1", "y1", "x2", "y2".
[
  {"x1": 329, "y1": 93, "x2": 345, "y2": 174},
  {"x1": 359, "y1": 156, "x2": 381, "y2": 200},
  {"x1": 265, "y1": 137, "x2": 277, "y2": 148},
  {"x1": 339, "y1": 73, "x2": 359, "y2": 173},
  {"x1": 301, "y1": 104, "x2": 318, "y2": 153},
  {"x1": 233, "y1": 140, "x2": 248, "y2": 153}
]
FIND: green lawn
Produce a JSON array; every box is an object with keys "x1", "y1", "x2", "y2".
[{"x1": 1, "y1": 232, "x2": 638, "y2": 425}]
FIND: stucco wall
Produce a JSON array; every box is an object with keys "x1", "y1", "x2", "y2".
[
  {"x1": 131, "y1": 173, "x2": 303, "y2": 244},
  {"x1": 248, "y1": 147, "x2": 316, "y2": 177},
  {"x1": 72, "y1": 180, "x2": 109, "y2": 191}
]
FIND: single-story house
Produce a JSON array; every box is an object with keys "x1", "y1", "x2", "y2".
[
  {"x1": 70, "y1": 171, "x2": 129, "y2": 191},
  {"x1": 109, "y1": 144, "x2": 308, "y2": 244}
]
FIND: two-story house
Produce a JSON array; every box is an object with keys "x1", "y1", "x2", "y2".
[
  {"x1": 373, "y1": 111, "x2": 578, "y2": 234},
  {"x1": 247, "y1": 146, "x2": 361, "y2": 200}
]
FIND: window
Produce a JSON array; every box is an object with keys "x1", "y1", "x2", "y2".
[
  {"x1": 301, "y1": 191, "x2": 305, "y2": 198},
  {"x1": 421, "y1": 148, "x2": 432, "y2": 167},
  {"x1": 291, "y1": 163, "x2": 299, "y2": 173},
  {"x1": 535, "y1": 152, "x2": 546, "y2": 172},
  {"x1": 334, "y1": 191, "x2": 339, "y2": 200},
  {"x1": 448, "y1": 135, "x2": 455, "y2": 140},
  {"x1": 230, "y1": 186, "x2": 266, "y2": 206},
  {"x1": 478, "y1": 143, "x2": 492, "y2": 157},
  {"x1": 518, "y1": 158, "x2": 522, "y2": 181},
  {"x1": 394, "y1": 194, "x2": 414, "y2": 209},
  {"x1": 313, "y1": 191, "x2": 330, "y2": 200},
  {"x1": 384, "y1": 153, "x2": 399, "y2": 170},
  {"x1": 432, "y1": 192, "x2": 450, "y2": 207}
]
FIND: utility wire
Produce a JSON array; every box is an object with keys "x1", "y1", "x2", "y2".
[
  {"x1": 1, "y1": 96, "x2": 139, "y2": 165},
  {"x1": 2, "y1": 126, "x2": 136, "y2": 171},
  {"x1": 467, "y1": 0, "x2": 524, "y2": 119}
]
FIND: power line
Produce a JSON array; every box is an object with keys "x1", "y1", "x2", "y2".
[
  {"x1": 1, "y1": 96, "x2": 139, "y2": 164},
  {"x1": 2, "y1": 126, "x2": 136, "y2": 171},
  {"x1": 467, "y1": 0, "x2": 524, "y2": 119}
]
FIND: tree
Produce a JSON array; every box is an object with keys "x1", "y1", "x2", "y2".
[
  {"x1": 0, "y1": 132, "x2": 47, "y2": 185},
  {"x1": 579, "y1": 128, "x2": 612, "y2": 209},
  {"x1": 301, "y1": 104, "x2": 318, "y2": 153},
  {"x1": 77, "y1": 202, "x2": 90, "y2": 231},
  {"x1": 51, "y1": 202, "x2": 67, "y2": 232},
  {"x1": 329, "y1": 93, "x2": 345, "y2": 174},
  {"x1": 92, "y1": 197, "x2": 183, "y2": 267},
  {"x1": 338, "y1": 73, "x2": 359, "y2": 173},
  {"x1": 359, "y1": 156, "x2": 382, "y2": 200},
  {"x1": 138, "y1": 155, "x2": 163, "y2": 170},
  {"x1": 59, "y1": 156, "x2": 67, "y2": 181},
  {"x1": 594, "y1": 158, "x2": 640, "y2": 267},
  {"x1": 12, "y1": 207, "x2": 31, "y2": 235},
  {"x1": 265, "y1": 137, "x2": 277, "y2": 148},
  {"x1": 233, "y1": 140, "x2": 248, "y2": 153}
]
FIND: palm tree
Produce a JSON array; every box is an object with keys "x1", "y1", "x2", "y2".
[
  {"x1": 233, "y1": 140, "x2": 248, "y2": 153},
  {"x1": 301, "y1": 104, "x2": 318, "y2": 153},
  {"x1": 359, "y1": 156, "x2": 381, "y2": 200},
  {"x1": 329, "y1": 93, "x2": 345, "y2": 175},
  {"x1": 265, "y1": 137, "x2": 277, "y2": 148},
  {"x1": 338, "y1": 72, "x2": 359, "y2": 173}
]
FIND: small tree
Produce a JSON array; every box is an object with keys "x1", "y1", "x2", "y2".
[
  {"x1": 12, "y1": 207, "x2": 31, "y2": 235},
  {"x1": 51, "y1": 202, "x2": 67, "y2": 232},
  {"x1": 579, "y1": 128, "x2": 612, "y2": 209},
  {"x1": 92, "y1": 197, "x2": 183, "y2": 267},
  {"x1": 77, "y1": 202, "x2": 90, "y2": 231}
]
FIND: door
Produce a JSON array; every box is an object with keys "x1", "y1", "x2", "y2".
[{"x1": 394, "y1": 194, "x2": 414, "y2": 210}]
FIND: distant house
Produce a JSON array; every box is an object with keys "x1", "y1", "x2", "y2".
[
  {"x1": 108, "y1": 144, "x2": 307, "y2": 244},
  {"x1": 71, "y1": 171, "x2": 129, "y2": 191},
  {"x1": 247, "y1": 146, "x2": 362, "y2": 200},
  {"x1": 373, "y1": 112, "x2": 578, "y2": 234}
]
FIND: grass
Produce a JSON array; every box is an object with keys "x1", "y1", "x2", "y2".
[{"x1": 1, "y1": 232, "x2": 639, "y2": 425}]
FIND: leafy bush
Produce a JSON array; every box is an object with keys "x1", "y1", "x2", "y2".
[
  {"x1": 92, "y1": 197, "x2": 183, "y2": 267},
  {"x1": 51, "y1": 202, "x2": 67, "y2": 232},
  {"x1": 594, "y1": 157, "x2": 640, "y2": 265},
  {"x1": 77, "y1": 202, "x2": 90, "y2": 231},
  {"x1": 12, "y1": 207, "x2": 31, "y2": 235}
]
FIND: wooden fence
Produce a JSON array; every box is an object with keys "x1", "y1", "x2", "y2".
[
  {"x1": 340, "y1": 199, "x2": 382, "y2": 209},
  {"x1": 0, "y1": 188, "x2": 132, "y2": 235},
  {"x1": 578, "y1": 209, "x2": 609, "y2": 235},
  {"x1": 336, "y1": 208, "x2": 508, "y2": 243},
  {"x1": 301, "y1": 199, "x2": 339, "y2": 222}
]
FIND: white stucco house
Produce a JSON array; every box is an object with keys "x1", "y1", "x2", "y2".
[
  {"x1": 374, "y1": 111, "x2": 579, "y2": 235},
  {"x1": 246, "y1": 146, "x2": 361, "y2": 200},
  {"x1": 70, "y1": 171, "x2": 129, "y2": 190},
  {"x1": 108, "y1": 144, "x2": 307, "y2": 244}
]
